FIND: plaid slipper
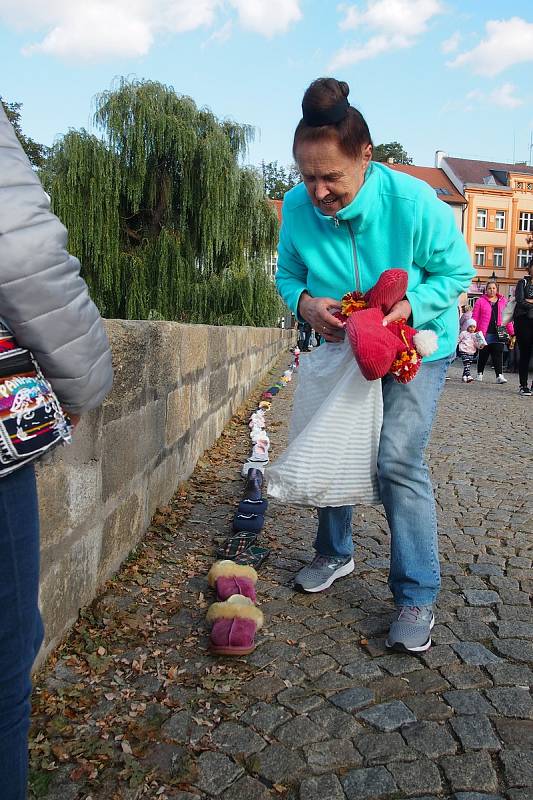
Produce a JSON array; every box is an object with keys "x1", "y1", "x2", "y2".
[
  {"x1": 217, "y1": 531, "x2": 258, "y2": 559},
  {"x1": 233, "y1": 545, "x2": 270, "y2": 569}
]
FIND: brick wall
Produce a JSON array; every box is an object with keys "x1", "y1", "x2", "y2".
[{"x1": 36, "y1": 320, "x2": 292, "y2": 664}]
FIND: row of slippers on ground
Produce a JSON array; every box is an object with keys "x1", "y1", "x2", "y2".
[{"x1": 205, "y1": 361, "x2": 296, "y2": 656}]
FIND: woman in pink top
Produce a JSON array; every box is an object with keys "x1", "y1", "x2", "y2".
[{"x1": 471, "y1": 281, "x2": 514, "y2": 383}]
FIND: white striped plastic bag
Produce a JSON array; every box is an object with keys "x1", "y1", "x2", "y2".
[{"x1": 266, "y1": 339, "x2": 383, "y2": 508}]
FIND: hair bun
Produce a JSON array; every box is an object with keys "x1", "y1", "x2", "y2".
[{"x1": 338, "y1": 81, "x2": 350, "y2": 99}]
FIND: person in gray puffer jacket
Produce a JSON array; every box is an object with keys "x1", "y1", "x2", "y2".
[{"x1": 0, "y1": 103, "x2": 113, "y2": 800}]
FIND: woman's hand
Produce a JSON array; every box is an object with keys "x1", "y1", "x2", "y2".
[
  {"x1": 298, "y1": 292, "x2": 345, "y2": 342},
  {"x1": 382, "y1": 299, "x2": 412, "y2": 326}
]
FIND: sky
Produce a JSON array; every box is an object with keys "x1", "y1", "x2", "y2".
[{"x1": 1, "y1": 0, "x2": 533, "y2": 171}]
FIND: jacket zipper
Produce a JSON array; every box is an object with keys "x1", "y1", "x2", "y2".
[{"x1": 346, "y1": 221, "x2": 361, "y2": 293}]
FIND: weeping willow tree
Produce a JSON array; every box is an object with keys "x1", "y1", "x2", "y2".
[{"x1": 44, "y1": 79, "x2": 283, "y2": 325}]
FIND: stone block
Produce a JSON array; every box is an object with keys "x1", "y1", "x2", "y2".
[
  {"x1": 37, "y1": 460, "x2": 70, "y2": 549},
  {"x1": 62, "y1": 406, "x2": 104, "y2": 465},
  {"x1": 300, "y1": 774, "x2": 344, "y2": 800},
  {"x1": 179, "y1": 324, "x2": 209, "y2": 377},
  {"x1": 402, "y1": 720, "x2": 457, "y2": 757},
  {"x1": 388, "y1": 759, "x2": 443, "y2": 795},
  {"x1": 195, "y1": 750, "x2": 243, "y2": 795},
  {"x1": 223, "y1": 776, "x2": 271, "y2": 800},
  {"x1": 207, "y1": 326, "x2": 229, "y2": 370},
  {"x1": 65, "y1": 461, "x2": 101, "y2": 529},
  {"x1": 101, "y1": 400, "x2": 166, "y2": 500},
  {"x1": 147, "y1": 322, "x2": 183, "y2": 389},
  {"x1": 209, "y1": 366, "x2": 229, "y2": 406},
  {"x1": 441, "y1": 752, "x2": 498, "y2": 793},
  {"x1": 211, "y1": 722, "x2": 266, "y2": 756},
  {"x1": 450, "y1": 715, "x2": 501, "y2": 750},
  {"x1": 39, "y1": 526, "x2": 102, "y2": 653},
  {"x1": 357, "y1": 700, "x2": 417, "y2": 731},
  {"x1": 305, "y1": 739, "x2": 362, "y2": 773},
  {"x1": 356, "y1": 732, "x2": 418, "y2": 766},
  {"x1": 166, "y1": 384, "x2": 191, "y2": 446},
  {"x1": 500, "y1": 751, "x2": 533, "y2": 787},
  {"x1": 98, "y1": 490, "x2": 144, "y2": 583},
  {"x1": 103, "y1": 320, "x2": 151, "y2": 418},
  {"x1": 146, "y1": 452, "x2": 180, "y2": 521},
  {"x1": 189, "y1": 374, "x2": 210, "y2": 422},
  {"x1": 342, "y1": 766, "x2": 397, "y2": 799}
]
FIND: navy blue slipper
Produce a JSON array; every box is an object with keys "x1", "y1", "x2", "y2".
[
  {"x1": 232, "y1": 512, "x2": 264, "y2": 534},
  {"x1": 239, "y1": 498, "x2": 268, "y2": 515}
]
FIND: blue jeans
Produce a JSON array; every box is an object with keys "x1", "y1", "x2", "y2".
[
  {"x1": 0, "y1": 465, "x2": 43, "y2": 800},
  {"x1": 315, "y1": 356, "x2": 451, "y2": 606}
]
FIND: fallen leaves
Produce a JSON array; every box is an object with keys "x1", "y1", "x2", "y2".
[{"x1": 28, "y1": 360, "x2": 294, "y2": 799}]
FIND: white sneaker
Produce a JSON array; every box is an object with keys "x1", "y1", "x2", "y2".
[
  {"x1": 476, "y1": 374, "x2": 483, "y2": 381},
  {"x1": 462, "y1": 375, "x2": 468, "y2": 383},
  {"x1": 496, "y1": 375, "x2": 507, "y2": 384}
]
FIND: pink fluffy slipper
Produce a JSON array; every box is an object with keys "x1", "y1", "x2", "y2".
[
  {"x1": 207, "y1": 560, "x2": 258, "y2": 602},
  {"x1": 206, "y1": 596, "x2": 263, "y2": 656}
]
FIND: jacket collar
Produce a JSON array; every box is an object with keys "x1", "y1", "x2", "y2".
[{"x1": 313, "y1": 161, "x2": 381, "y2": 232}]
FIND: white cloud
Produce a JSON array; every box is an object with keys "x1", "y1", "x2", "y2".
[
  {"x1": 489, "y1": 82, "x2": 524, "y2": 109},
  {"x1": 22, "y1": 2, "x2": 155, "y2": 59},
  {"x1": 203, "y1": 20, "x2": 233, "y2": 47},
  {"x1": 441, "y1": 31, "x2": 460, "y2": 53},
  {"x1": 0, "y1": 0, "x2": 301, "y2": 60},
  {"x1": 448, "y1": 17, "x2": 533, "y2": 76},
  {"x1": 339, "y1": 0, "x2": 443, "y2": 37},
  {"x1": 330, "y1": 0, "x2": 443, "y2": 70},
  {"x1": 440, "y1": 83, "x2": 524, "y2": 114},
  {"x1": 229, "y1": 0, "x2": 301, "y2": 36},
  {"x1": 330, "y1": 34, "x2": 408, "y2": 70}
]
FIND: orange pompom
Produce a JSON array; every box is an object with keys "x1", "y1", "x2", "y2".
[
  {"x1": 390, "y1": 348, "x2": 421, "y2": 383},
  {"x1": 340, "y1": 291, "x2": 368, "y2": 317}
]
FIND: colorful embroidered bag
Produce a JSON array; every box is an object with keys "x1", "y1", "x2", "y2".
[{"x1": 0, "y1": 321, "x2": 71, "y2": 477}]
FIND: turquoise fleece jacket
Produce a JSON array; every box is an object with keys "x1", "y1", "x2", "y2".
[{"x1": 276, "y1": 161, "x2": 475, "y2": 362}]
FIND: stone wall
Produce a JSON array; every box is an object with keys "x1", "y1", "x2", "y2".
[{"x1": 36, "y1": 320, "x2": 292, "y2": 663}]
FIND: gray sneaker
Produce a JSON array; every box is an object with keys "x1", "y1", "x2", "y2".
[
  {"x1": 294, "y1": 554, "x2": 354, "y2": 593},
  {"x1": 385, "y1": 605, "x2": 435, "y2": 653}
]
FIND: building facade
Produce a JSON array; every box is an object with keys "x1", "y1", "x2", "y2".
[
  {"x1": 438, "y1": 153, "x2": 533, "y2": 298},
  {"x1": 388, "y1": 162, "x2": 466, "y2": 230}
]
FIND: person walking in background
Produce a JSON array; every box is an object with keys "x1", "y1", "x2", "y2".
[
  {"x1": 472, "y1": 281, "x2": 514, "y2": 384},
  {"x1": 458, "y1": 319, "x2": 483, "y2": 382},
  {"x1": 459, "y1": 302, "x2": 473, "y2": 332},
  {"x1": 0, "y1": 104, "x2": 113, "y2": 800},
  {"x1": 513, "y1": 260, "x2": 533, "y2": 396}
]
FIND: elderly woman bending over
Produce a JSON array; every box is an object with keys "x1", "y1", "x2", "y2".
[{"x1": 275, "y1": 77, "x2": 474, "y2": 653}]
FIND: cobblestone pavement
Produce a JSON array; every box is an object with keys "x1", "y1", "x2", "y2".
[{"x1": 30, "y1": 354, "x2": 532, "y2": 800}]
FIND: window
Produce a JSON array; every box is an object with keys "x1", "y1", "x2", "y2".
[
  {"x1": 519, "y1": 211, "x2": 533, "y2": 232},
  {"x1": 476, "y1": 209, "x2": 487, "y2": 228},
  {"x1": 475, "y1": 246, "x2": 486, "y2": 266},
  {"x1": 516, "y1": 182, "x2": 524, "y2": 189},
  {"x1": 495, "y1": 210, "x2": 506, "y2": 230},
  {"x1": 527, "y1": 183, "x2": 533, "y2": 191},
  {"x1": 435, "y1": 187, "x2": 450, "y2": 196},
  {"x1": 517, "y1": 249, "x2": 532, "y2": 269},
  {"x1": 493, "y1": 247, "x2": 504, "y2": 268}
]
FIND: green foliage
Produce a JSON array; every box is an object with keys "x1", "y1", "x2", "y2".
[
  {"x1": 373, "y1": 141, "x2": 413, "y2": 165},
  {"x1": 45, "y1": 79, "x2": 283, "y2": 325},
  {"x1": 261, "y1": 160, "x2": 300, "y2": 199},
  {"x1": 0, "y1": 97, "x2": 49, "y2": 168}
]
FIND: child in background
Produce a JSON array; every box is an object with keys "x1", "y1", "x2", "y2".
[
  {"x1": 293, "y1": 346, "x2": 300, "y2": 368},
  {"x1": 458, "y1": 319, "x2": 482, "y2": 382}
]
